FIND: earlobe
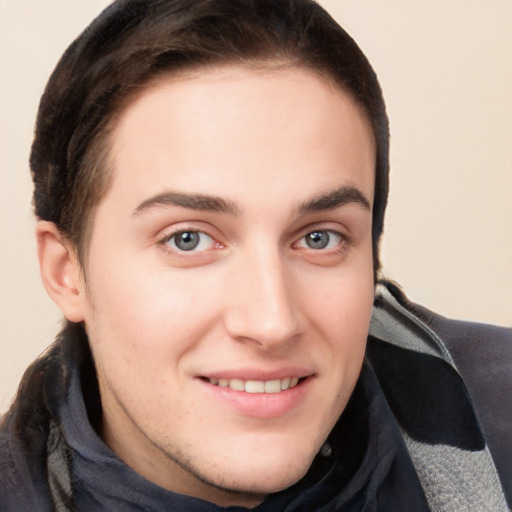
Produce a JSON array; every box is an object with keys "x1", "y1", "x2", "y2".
[{"x1": 36, "y1": 221, "x2": 86, "y2": 322}]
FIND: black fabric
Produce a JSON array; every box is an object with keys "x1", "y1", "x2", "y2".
[
  {"x1": 0, "y1": 324, "x2": 430, "y2": 512},
  {"x1": 366, "y1": 338, "x2": 484, "y2": 450},
  {"x1": 0, "y1": 324, "x2": 86, "y2": 512},
  {"x1": 56, "y1": 352, "x2": 429, "y2": 511},
  {"x1": 384, "y1": 281, "x2": 512, "y2": 505},
  {"x1": 1, "y1": 285, "x2": 511, "y2": 510}
]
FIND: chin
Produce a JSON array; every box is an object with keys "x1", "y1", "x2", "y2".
[
  {"x1": 201, "y1": 436, "x2": 319, "y2": 495},
  {"x1": 198, "y1": 461, "x2": 310, "y2": 508},
  {"x1": 229, "y1": 460, "x2": 310, "y2": 494},
  {"x1": 186, "y1": 408, "x2": 341, "y2": 501},
  {"x1": 159, "y1": 438, "x2": 318, "y2": 508}
]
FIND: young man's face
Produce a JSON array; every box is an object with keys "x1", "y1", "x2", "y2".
[{"x1": 77, "y1": 65, "x2": 375, "y2": 507}]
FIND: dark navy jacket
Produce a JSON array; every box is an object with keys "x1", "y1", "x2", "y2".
[{"x1": 1, "y1": 283, "x2": 510, "y2": 511}]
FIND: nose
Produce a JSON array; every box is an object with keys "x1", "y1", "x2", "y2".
[{"x1": 223, "y1": 247, "x2": 306, "y2": 350}]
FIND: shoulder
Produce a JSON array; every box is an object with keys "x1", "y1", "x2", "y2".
[
  {"x1": 0, "y1": 323, "x2": 88, "y2": 511},
  {"x1": 392, "y1": 282, "x2": 512, "y2": 366},
  {"x1": 374, "y1": 281, "x2": 512, "y2": 503},
  {"x1": 385, "y1": 282, "x2": 512, "y2": 430},
  {"x1": 0, "y1": 413, "x2": 53, "y2": 511},
  {"x1": 0, "y1": 418, "x2": 18, "y2": 507}
]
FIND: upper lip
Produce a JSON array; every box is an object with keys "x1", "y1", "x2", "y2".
[{"x1": 198, "y1": 367, "x2": 315, "y2": 381}]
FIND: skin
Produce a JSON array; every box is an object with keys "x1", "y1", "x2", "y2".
[{"x1": 38, "y1": 65, "x2": 376, "y2": 507}]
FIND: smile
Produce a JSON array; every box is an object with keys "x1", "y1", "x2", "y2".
[
  {"x1": 207, "y1": 377, "x2": 301, "y2": 393},
  {"x1": 199, "y1": 373, "x2": 313, "y2": 418}
]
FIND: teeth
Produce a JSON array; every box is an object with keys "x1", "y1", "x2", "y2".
[
  {"x1": 245, "y1": 380, "x2": 265, "y2": 393},
  {"x1": 264, "y1": 379, "x2": 281, "y2": 393},
  {"x1": 208, "y1": 376, "x2": 302, "y2": 393},
  {"x1": 229, "y1": 379, "x2": 245, "y2": 391}
]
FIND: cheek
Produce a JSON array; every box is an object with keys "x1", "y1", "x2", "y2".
[
  {"x1": 300, "y1": 255, "x2": 374, "y2": 376},
  {"x1": 84, "y1": 258, "x2": 222, "y2": 375},
  {"x1": 303, "y1": 254, "x2": 374, "y2": 333}
]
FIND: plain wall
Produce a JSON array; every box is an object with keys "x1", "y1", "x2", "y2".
[{"x1": 1, "y1": 0, "x2": 511, "y2": 413}]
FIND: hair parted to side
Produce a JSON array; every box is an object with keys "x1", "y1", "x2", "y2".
[{"x1": 30, "y1": 0, "x2": 389, "y2": 276}]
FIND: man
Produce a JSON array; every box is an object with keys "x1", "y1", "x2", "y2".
[{"x1": 1, "y1": 1, "x2": 510, "y2": 510}]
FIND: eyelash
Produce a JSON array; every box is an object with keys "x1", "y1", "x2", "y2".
[
  {"x1": 294, "y1": 229, "x2": 346, "y2": 252},
  {"x1": 160, "y1": 229, "x2": 219, "y2": 253},
  {"x1": 158, "y1": 227, "x2": 347, "y2": 256}
]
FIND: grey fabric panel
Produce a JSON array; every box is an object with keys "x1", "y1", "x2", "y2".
[
  {"x1": 400, "y1": 429, "x2": 508, "y2": 512},
  {"x1": 370, "y1": 284, "x2": 509, "y2": 512},
  {"x1": 47, "y1": 420, "x2": 73, "y2": 512},
  {"x1": 370, "y1": 285, "x2": 453, "y2": 363}
]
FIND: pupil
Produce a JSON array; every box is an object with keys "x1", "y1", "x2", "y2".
[
  {"x1": 307, "y1": 231, "x2": 329, "y2": 249},
  {"x1": 176, "y1": 231, "x2": 200, "y2": 250}
]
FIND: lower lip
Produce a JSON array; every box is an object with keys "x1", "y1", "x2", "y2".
[{"x1": 198, "y1": 377, "x2": 313, "y2": 419}]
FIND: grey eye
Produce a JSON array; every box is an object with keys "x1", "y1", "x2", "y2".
[
  {"x1": 298, "y1": 230, "x2": 342, "y2": 250},
  {"x1": 162, "y1": 229, "x2": 217, "y2": 254},
  {"x1": 173, "y1": 231, "x2": 200, "y2": 251},
  {"x1": 305, "y1": 231, "x2": 330, "y2": 249}
]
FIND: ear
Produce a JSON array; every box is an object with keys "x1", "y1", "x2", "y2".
[{"x1": 36, "y1": 221, "x2": 86, "y2": 322}]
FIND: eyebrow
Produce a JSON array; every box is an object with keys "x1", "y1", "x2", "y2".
[
  {"x1": 296, "y1": 186, "x2": 371, "y2": 214},
  {"x1": 132, "y1": 191, "x2": 241, "y2": 216},
  {"x1": 132, "y1": 185, "x2": 370, "y2": 218}
]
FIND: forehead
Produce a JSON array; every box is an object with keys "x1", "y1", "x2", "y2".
[{"x1": 105, "y1": 65, "x2": 376, "y2": 208}]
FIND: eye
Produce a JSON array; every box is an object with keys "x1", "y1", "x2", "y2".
[
  {"x1": 164, "y1": 230, "x2": 216, "y2": 252},
  {"x1": 297, "y1": 230, "x2": 343, "y2": 250}
]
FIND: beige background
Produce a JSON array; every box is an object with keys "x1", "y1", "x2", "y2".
[{"x1": 1, "y1": 0, "x2": 511, "y2": 413}]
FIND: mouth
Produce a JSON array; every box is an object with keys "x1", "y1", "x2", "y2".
[
  {"x1": 198, "y1": 373, "x2": 314, "y2": 418},
  {"x1": 198, "y1": 367, "x2": 317, "y2": 420},
  {"x1": 202, "y1": 376, "x2": 305, "y2": 394}
]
